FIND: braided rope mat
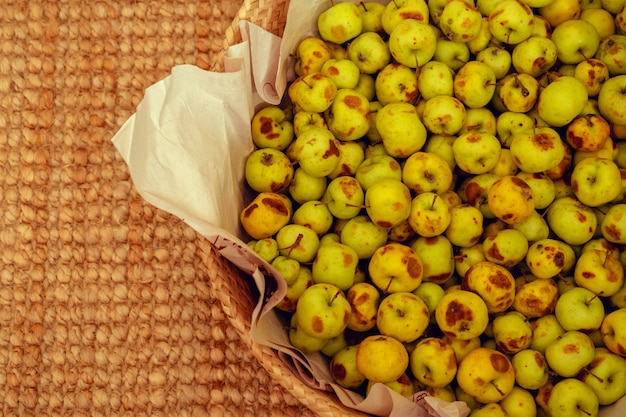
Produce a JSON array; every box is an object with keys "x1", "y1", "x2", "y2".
[{"x1": 0, "y1": 1, "x2": 317, "y2": 416}]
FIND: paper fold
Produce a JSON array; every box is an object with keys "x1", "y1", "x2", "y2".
[{"x1": 110, "y1": 1, "x2": 625, "y2": 416}]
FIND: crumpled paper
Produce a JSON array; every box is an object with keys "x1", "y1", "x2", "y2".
[{"x1": 111, "y1": 0, "x2": 626, "y2": 416}]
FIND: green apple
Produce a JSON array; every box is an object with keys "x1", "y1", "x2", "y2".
[
  {"x1": 417, "y1": 60, "x2": 455, "y2": 100},
  {"x1": 376, "y1": 291, "x2": 430, "y2": 343},
  {"x1": 322, "y1": 175, "x2": 364, "y2": 220},
  {"x1": 537, "y1": 75, "x2": 589, "y2": 127},
  {"x1": 601, "y1": 203, "x2": 626, "y2": 244},
  {"x1": 250, "y1": 238, "x2": 279, "y2": 264},
  {"x1": 288, "y1": 167, "x2": 327, "y2": 204},
  {"x1": 293, "y1": 37, "x2": 333, "y2": 77},
  {"x1": 574, "y1": 59, "x2": 610, "y2": 97},
  {"x1": 487, "y1": 175, "x2": 535, "y2": 225},
  {"x1": 433, "y1": 38, "x2": 471, "y2": 71},
  {"x1": 240, "y1": 192, "x2": 292, "y2": 240},
  {"x1": 492, "y1": 311, "x2": 533, "y2": 354},
  {"x1": 488, "y1": 0, "x2": 535, "y2": 45},
  {"x1": 357, "y1": 1, "x2": 385, "y2": 34},
  {"x1": 439, "y1": 0, "x2": 483, "y2": 42},
  {"x1": 467, "y1": 17, "x2": 492, "y2": 55},
  {"x1": 530, "y1": 314, "x2": 566, "y2": 353},
  {"x1": 368, "y1": 242, "x2": 423, "y2": 293},
  {"x1": 311, "y1": 241, "x2": 358, "y2": 291},
  {"x1": 547, "y1": 378, "x2": 599, "y2": 417},
  {"x1": 321, "y1": 58, "x2": 361, "y2": 90},
  {"x1": 475, "y1": 46, "x2": 513, "y2": 80},
  {"x1": 388, "y1": 18, "x2": 437, "y2": 68},
  {"x1": 330, "y1": 345, "x2": 366, "y2": 390},
  {"x1": 275, "y1": 265, "x2": 314, "y2": 313},
  {"x1": 597, "y1": 74, "x2": 626, "y2": 125},
  {"x1": 513, "y1": 276, "x2": 560, "y2": 319},
  {"x1": 346, "y1": 31, "x2": 391, "y2": 75},
  {"x1": 292, "y1": 111, "x2": 327, "y2": 138},
  {"x1": 289, "y1": 313, "x2": 329, "y2": 354},
  {"x1": 411, "y1": 236, "x2": 455, "y2": 285},
  {"x1": 453, "y1": 61, "x2": 497, "y2": 109},
  {"x1": 459, "y1": 107, "x2": 497, "y2": 136},
  {"x1": 551, "y1": 19, "x2": 601, "y2": 64},
  {"x1": 495, "y1": 111, "x2": 535, "y2": 148},
  {"x1": 381, "y1": 0, "x2": 430, "y2": 35},
  {"x1": 500, "y1": 386, "x2": 538, "y2": 417},
  {"x1": 509, "y1": 127, "x2": 566, "y2": 174},
  {"x1": 407, "y1": 192, "x2": 452, "y2": 238},
  {"x1": 325, "y1": 88, "x2": 370, "y2": 141},
  {"x1": 539, "y1": 0, "x2": 582, "y2": 27},
  {"x1": 421, "y1": 95, "x2": 467, "y2": 136},
  {"x1": 376, "y1": 102, "x2": 427, "y2": 158},
  {"x1": 292, "y1": 200, "x2": 333, "y2": 236},
  {"x1": 295, "y1": 282, "x2": 351, "y2": 340},
  {"x1": 596, "y1": 34, "x2": 626, "y2": 75},
  {"x1": 525, "y1": 238, "x2": 576, "y2": 279},
  {"x1": 340, "y1": 215, "x2": 388, "y2": 259},
  {"x1": 346, "y1": 282, "x2": 380, "y2": 332},
  {"x1": 452, "y1": 131, "x2": 502, "y2": 174},
  {"x1": 546, "y1": 196, "x2": 597, "y2": 246},
  {"x1": 546, "y1": 330, "x2": 596, "y2": 377},
  {"x1": 445, "y1": 204, "x2": 484, "y2": 248},
  {"x1": 571, "y1": 157, "x2": 622, "y2": 207},
  {"x1": 244, "y1": 148, "x2": 293, "y2": 193},
  {"x1": 511, "y1": 36, "x2": 558, "y2": 77},
  {"x1": 374, "y1": 62, "x2": 419, "y2": 106},
  {"x1": 354, "y1": 74, "x2": 376, "y2": 101},
  {"x1": 409, "y1": 337, "x2": 458, "y2": 388},
  {"x1": 402, "y1": 151, "x2": 454, "y2": 195},
  {"x1": 462, "y1": 261, "x2": 516, "y2": 313},
  {"x1": 365, "y1": 178, "x2": 412, "y2": 229},
  {"x1": 516, "y1": 172, "x2": 555, "y2": 210},
  {"x1": 581, "y1": 347, "x2": 626, "y2": 405},
  {"x1": 271, "y1": 255, "x2": 301, "y2": 286},
  {"x1": 512, "y1": 209, "x2": 550, "y2": 242},
  {"x1": 276, "y1": 223, "x2": 320, "y2": 263},
  {"x1": 435, "y1": 290, "x2": 490, "y2": 340},
  {"x1": 456, "y1": 347, "x2": 516, "y2": 403},
  {"x1": 574, "y1": 249, "x2": 625, "y2": 297},
  {"x1": 250, "y1": 105, "x2": 294, "y2": 150},
  {"x1": 356, "y1": 334, "x2": 409, "y2": 383},
  {"x1": 355, "y1": 153, "x2": 402, "y2": 190},
  {"x1": 327, "y1": 140, "x2": 365, "y2": 180},
  {"x1": 291, "y1": 126, "x2": 341, "y2": 178},
  {"x1": 581, "y1": 7, "x2": 616, "y2": 39},
  {"x1": 317, "y1": 2, "x2": 363, "y2": 44},
  {"x1": 424, "y1": 135, "x2": 457, "y2": 170},
  {"x1": 555, "y1": 286, "x2": 605, "y2": 332},
  {"x1": 496, "y1": 72, "x2": 539, "y2": 113},
  {"x1": 482, "y1": 228, "x2": 529, "y2": 267},
  {"x1": 288, "y1": 72, "x2": 337, "y2": 113},
  {"x1": 602, "y1": 308, "x2": 626, "y2": 356},
  {"x1": 511, "y1": 349, "x2": 549, "y2": 390}
]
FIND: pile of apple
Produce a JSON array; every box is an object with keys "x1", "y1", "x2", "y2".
[{"x1": 239, "y1": 0, "x2": 626, "y2": 415}]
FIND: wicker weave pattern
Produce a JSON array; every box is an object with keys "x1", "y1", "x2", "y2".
[{"x1": 0, "y1": 1, "x2": 318, "y2": 416}]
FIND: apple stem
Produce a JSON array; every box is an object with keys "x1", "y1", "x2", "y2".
[
  {"x1": 282, "y1": 233, "x2": 304, "y2": 258},
  {"x1": 431, "y1": 194, "x2": 438, "y2": 210},
  {"x1": 586, "y1": 293, "x2": 600, "y2": 306},
  {"x1": 360, "y1": 1, "x2": 367, "y2": 11},
  {"x1": 302, "y1": 79, "x2": 313, "y2": 89},
  {"x1": 589, "y1": 371, "x2": 605, "y2": 383},
  {"x1": 329, "y1": 290, "x2": 341, "y2": 306}
]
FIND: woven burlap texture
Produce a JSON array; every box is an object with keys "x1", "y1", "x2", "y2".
[{"x1": 0, "y1": 1, "x2": 317, "y2": 416}]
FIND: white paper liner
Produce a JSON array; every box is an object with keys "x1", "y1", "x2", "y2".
[{"x1": 111, "y1": 0, "x2": 626, "y2": 415}]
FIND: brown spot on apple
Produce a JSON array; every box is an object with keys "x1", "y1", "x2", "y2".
[
  {"x1": 487, "y1": 243, "x2": 505, "y2": 261},
  {"x1": 490, "y1": 272, "x2": 512, "y2": 289},
  {"x1": 444, "y1": 300, "x2": 473, "y2": 327},
  {"x1": 344, "y1": 94, "x2": 363, "y2": 109},
  {"x1": 473, "y1": 377, "x2": 486, "y2": 387},
  {"x1": 332, "y1": 362, "x2": 347, "y2": 381},
  {"x1": 325, "y1": 85, "x2": 336, "y2": 101},
  {"x1": 406, "y1": 257, "x2": 422, "y2": 278},
  {"x1": 533, "y1": 351, "x2": 546, "y2": 368},
  {"x1": 343, "y1": 252, "x2": 355, "y2": 267},
  {"x1": 575, "y1": 210, "x2": 587, "y2": 222},
  {"x1": 563, "y1": 343, "x2": 580, "y2": 354},
  {"x1": 604, "y1": 224, "x2": 622, "y2": 242},
  {"x1": 400, "y1": 11, "x2": 425, "y2": 21},
  {"x1": 582, "y1": 271, "x2": 596, "y2": 279},
  {"x1": 327, "y1": 66, "x2": 339, "y2": 76},
  {"x1": 490, "y1": 352, "x2": 511, "y2": 373},
  {"x1": 312, "y1": 315, "x2": 324, "y2": 334}
]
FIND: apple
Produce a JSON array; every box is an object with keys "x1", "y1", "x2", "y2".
[
  {"x1": 311, "y1": 241, "x2": 358, "y2": 291},
  {"x1": 555, "y1": 286, "x2": 605, "y2": 332},
  {"x1": 275, "y1": 265, "x2": 314, "y2": 313},
  {"x1": 487, "y1": 175, "x2": 535, "y2": 225},
  {"x1": 240, "y1": 192, "x2": 292, "y2": 240},
  {"x1": 525, "y1": 238, "x2": 576, "y2": 279},
  {"x1": 412, "y1": 280, "x2": 447, "y2": 316},
  {"x1": 456, "y1": 347, "x2": 516, "y2": 403},
  {"x1": 445, "y1": 204, "x2": 484, "y2": 249},
  {"x1": 325, "y1": 88, "x2": 371, "y2": 141},
  {"x1": 566, "y1": 114, "x2": 611, "y2": 153},
  {"x1": 495, "y1": 111, "x2": 535, "y2": 148},
  {"x1": 458, "y1": 172, "x2": 500, "y2": 219},
  {"x1": 545, "y1": 330, "x2": 596, "y2": 377},
  {"x1": 376, "y1": 291, "x2": 430, "y2": 343},
  {"x1": 294, "y1": 37, "x2": 333, "y2": 77},
  {"x1": 546, "y1": 196, "x2": 597, "y2": 246},
  {"x1": 596, "y1": 34, "x2": 626, "y2": 75},
  {"x1": 411, "y1": 236, "x2": 456, "y2": 285},
  {"x1": 357, "y1": 2, "x2": 385, "y2": 34},
  {"x1": 581, "y1": 347, "x2": 626, "y2": 405},
  {"x1": 581, "y1": 7, "x2": 616, "y2": 39},
  {"x1": 340, "y1": 215, "x2": 388, "y2": 260},
  {"x1": 435, "y1": 289, "x2": 490, "y2": 340},
  {"x1": 513, "y1": 277, "x2": 560, "y2": 319},
  {"x1": 421, "y1": 95, "x2": 467, "y2": 136},
  {"x1": 467, "y1": 17, "x2": 492, "y2": 56},
  {"x1": 288, "y1": 72, "x2": 338, "y2": 114},
  {"x1": 493, "y1": 311, "x2": 533, "y2": 354},
  {"x1": 475, "y1": 46, "x2": 513, "y2": 80},
  {"x1": 317, "y1": 2, "x2": 362, "y2": 45},
  {"x1": 355, "y1": 153, "x2": 402, "y2": 191},
  {"x1": 551, "y1": 19, "x2": 601, "y2": 65},
  {"x1": 571, "y1": 157, "x2": 623, "y2": 207},
  {"x1": 509, "y1": 127, "x2": 566, "y2": 175},
  {"x1": 574, "y1": 249, "x2": 625, "y2": 297},
  {"x1": 365, "y1": 178, "x2": 413, "y2": 229},
  {"x1": 597, "y1": 74, "x2": 626, "y2": 125},
  {"x1": 512, "y1": 348, "x2": 549, "y2": 390},
  {"x1": 271, "y1": 254, "x2": 301, "y2": 286},
  {"x1": 381, "y1": 0, "x2": 430, "y2": 35},
  {"x1": 539, "y1": 0, "x2": 582, "y2": 27},
  {"x1": 439, "y1": 0, "x2": 483, "y2": 43},
  {"x1": 388, "y1": 18, "x2": 437, "y2": 69},
  {"x1": 408, "y1": 192, "x2": 452, "y2": 238},
  {"x1": 488, "y1": 0, "x2": 535, "y2": 45},
  {"x1": 346, "y1": 31, "x2": 391, "y2": 75},
  {"x1": 295, "y1": 282, "x2": 351, "y2": 340},
  {"x1": 330, "y1": 345, "x2": 367, "y2": 390},
  {"x1": 327, "y1": 140, "x2": 365, "y2": 180},
  {"x1": 574, "y1": 59, "x2": 610, "y2": 97},
  {"x1": 601, "y1": 203, "x2": 626, "y2": 244},
  {"x1": 462, "y1": 261, "x2": 516, "y2": 313},
  {"x1": 512, "y1": 209, "x2": 550, "y2": 242},
  {"x1": 374, "y1": 62, "x2": 419, "y2": 106},
  {"x1": 323, "y1": 175, "x2": 364, "y2": 220},
  {"x1": 288, "y1": 167, "x2": 327, "y2": 204},
  {"x1": 511, "y1": 36, "x2": 558, "y2": 77},
  {"x1": 289, "y1": 313, "x2": 329, "y2": 354},
  {"x1": 291, "y1": 126, "x2": 341, "y2": 178},
  {"x1": 459, "y1": 107, "x2": 497, "y2": 136},
  {"x1": 250, "y1": 237, "x2": 279, "y2": 264},
  {"x1": 602, "y1": 308, "x2": 626, "y2": 356},
  {"x1": 376, "y1": 102, "x2": 427, "y2": 158},
  {"x1": 452, "y1": 131, "x2": 502, "y2": 175},
  {"x1": 433, "y1": 38, "x2": 471, "y2": 71},
  {"x1": 496, "y1": 72, "x2": 539, "y2": 113},
  {"x1": 276, "y1": 223, "x2": 320, "y2": 263},
  {"x1": 356, "y1": 334, "x2": 409, "y2": 383},
  {"x1": 367, "y1": 373, "x2": 414, "y2": 397},
  {"x1": 499, "y1": 386, "x2": 538, "y2": 417},
  {"x1": 402, "y1": 151, "x2": 454, "y2": 195},
  {"x1": 369, "y1": 242, "x2": 423, "y2": 293},
  {"x1": 346, "y1": 282, "x2": 380, "y2": 333},
  {"x1": 453, "y1": 61, "x2": 497, "y2": 109},
  {"x1": 536, "y1": 75, "x2": 589, "y2": 127},
  {"x1": 516, "y1": 172, "x2": 555, "y2": 210},
  {"x1": 547, "y1": 378, "x2": 600, "y2": 417},
  {"x1": 250, "y1": 105, "x2": 295, "y2": 150},
  {"x1": 417, "y1": 60, "x2": 455, "y2": 100},
  {"x1": 409, "y1": 337, "x2": 458, "y2": 388},
  {"x1": 482, "y1": 228, "x2": 529, "y2": 267}
]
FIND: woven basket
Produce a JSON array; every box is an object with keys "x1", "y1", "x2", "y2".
[{"x1": 201, "y1": 1, "x2": 371, "y2": 416}]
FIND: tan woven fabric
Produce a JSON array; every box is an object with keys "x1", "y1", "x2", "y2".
[{"x1": 0, "y1": 1, "x2": 317, "y2": 416}]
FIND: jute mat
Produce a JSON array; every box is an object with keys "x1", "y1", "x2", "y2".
[{"x1": 0, "y1": 1, "x2": 317, "y2": 416}]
